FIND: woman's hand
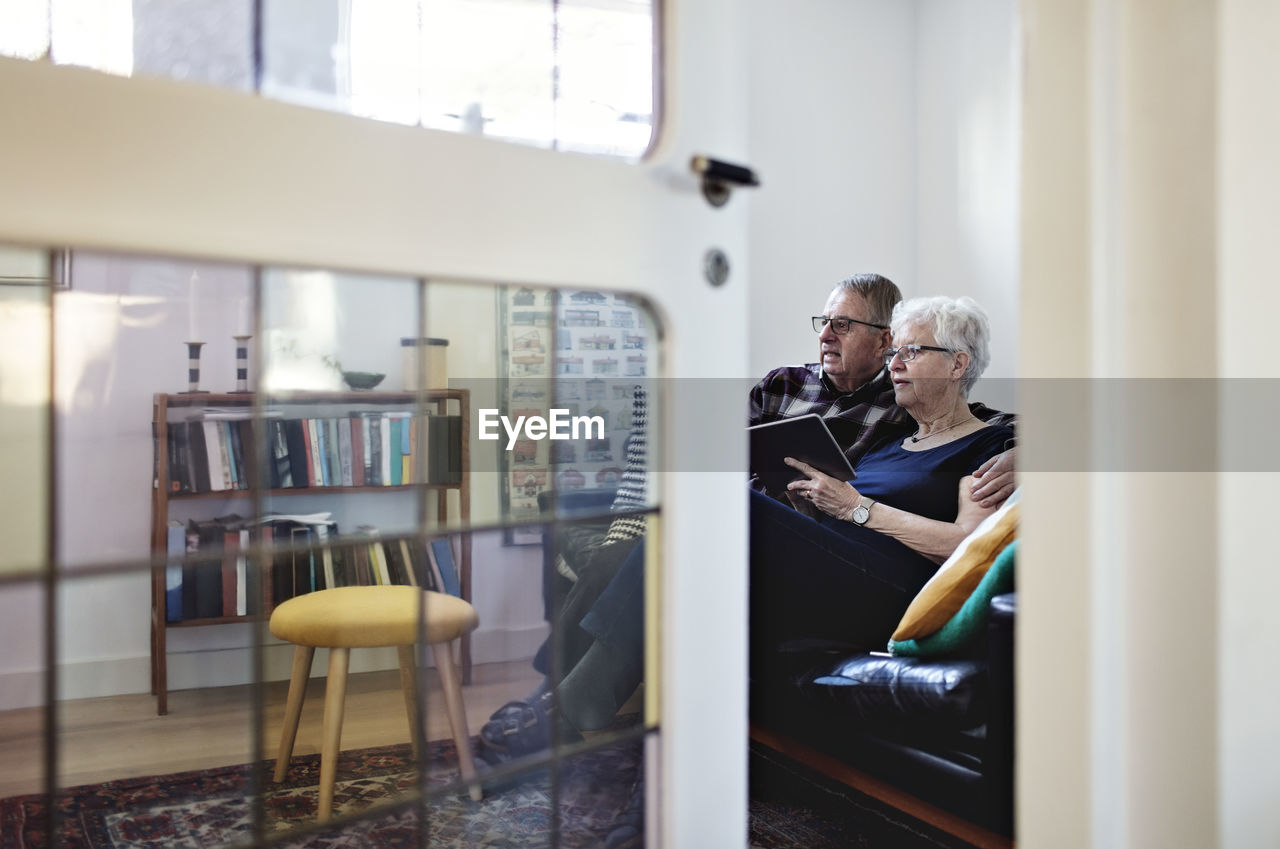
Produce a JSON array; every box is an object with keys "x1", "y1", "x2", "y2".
[{"x1": 784, "y1": 458, "x2": 860, "y2": 521}]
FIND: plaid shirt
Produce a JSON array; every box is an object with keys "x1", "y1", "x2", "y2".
[{"x1": 748, "y1": 363, "x2": 1016, "y2": 468}]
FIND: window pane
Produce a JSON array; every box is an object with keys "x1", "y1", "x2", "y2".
[
  {"x1": 0, "y1": 0, "x2": 49, "y2": 60},
  {"x1": 50, "y1": 0, "x2": 133, "y2": 75},
  {"x1": 132, "y1": 0, "x2": 254, "y2": 90},
  {"x1": 11, "y1": 242, "x2": 664, "y2": 845},
  {"x1": 260, "y1": 0, "x2": 349, "y2": 112},
  {"x1": 555, "y1": 0, "x2": 654, "y2": 156},
  {"x1": 0, "y1": 247, "x2": 50, "y2": 576},
  {"x1": 6, "y1": 0, "x2": 655, "y2": 157},
  {"x1": 0, "y1": 580, "x2": 47, "y2": 804},
  {"x1": 420, "y1": 0, "x2": 555, "y2": 147},
  {"x1": 348, "y1": 0, "x2": 423, "y2": 125}
]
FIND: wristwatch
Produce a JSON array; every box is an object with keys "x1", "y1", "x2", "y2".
[{"x1": 851, "y1": 497, "x2": 876, "y2": 526}]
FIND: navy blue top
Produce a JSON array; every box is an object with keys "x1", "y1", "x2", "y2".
[{"x1": 850, "y1": 424, "x2": 1015, "y2": 524}]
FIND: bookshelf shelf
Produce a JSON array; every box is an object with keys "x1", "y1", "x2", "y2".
[
  {"x1": 148, "y1": 389, "x2": 471, "y2": 715},
  {"x1": 167, "y1": 614, "x2": 264, "y2": 628},
  {"x1": 165, "y1": 483, "x2": 461, "y2": 500}
]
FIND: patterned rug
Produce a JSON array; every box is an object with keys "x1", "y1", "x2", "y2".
[
  {"x1": 1, "y1": 738, "x2": 983, "y2": 849},
  {"x1": 0, "y1": 738, "x2": 642, "y2": 849}
]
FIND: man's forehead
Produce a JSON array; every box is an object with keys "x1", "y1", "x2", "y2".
[{"x1": 823, "y1": 291, "x2": 869, "y2": 317}]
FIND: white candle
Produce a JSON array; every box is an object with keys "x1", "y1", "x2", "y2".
[
  {"x1": 187, "y1": 272, "x2": 199, "y2": 341},
  {"x1": 237, "y1": 296, "x2": 251, "y2": 336}
]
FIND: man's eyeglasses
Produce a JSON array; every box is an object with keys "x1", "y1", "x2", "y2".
[
  {"x1": 812, "y1": 315, "x2": 889, "y2": 335},
  {"x1": 883, "y1": 345, "x2": 954, "y2": 367}
]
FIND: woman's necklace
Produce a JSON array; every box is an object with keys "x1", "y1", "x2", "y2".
[{"x1": 910, "y1": 414, "x2": 976, "y2": 444}]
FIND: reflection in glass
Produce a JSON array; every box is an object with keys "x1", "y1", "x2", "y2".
[
  {"x1": 54, "y1": 252, "x2": 252, "y2": 572},
  {"x1": 260, "y1": 268, "x2": 423, "y2": 544},
  {"x1": 2, "y1": 243, "x2": 664, "y2": 847},
  {"x1": 55, "y1": 566, "x2": 257, "y2": 849},
  {"x1": 0, "y1": 247, "x2": 49, "y2": 576},
  {"x1": 0, "y1": 580, "x2": 47, "y2": 809},
  {"x1": 556, "y1": 735, "x2": 648, "y2": 847},
  {"x1": 488, "y1": 283, "x2": 660, "y2": 532}
]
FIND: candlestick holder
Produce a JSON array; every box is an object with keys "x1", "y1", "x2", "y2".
[
  {"x1": 232, "y1": 335, "x2": 252, "y2": 393},
  {"x1": 181, "y1": 342, "x2": 209, "y2": 394}
]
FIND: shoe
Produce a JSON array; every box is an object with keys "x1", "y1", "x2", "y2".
[
  {"x1": 479, "y1": 686, "x2": 578, "y2": 766},
  {"x1": 603, "y1": 773, "x2": 645, "y2": 849}
]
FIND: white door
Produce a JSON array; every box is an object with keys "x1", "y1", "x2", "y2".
[{"x1": 0, "y1": 1, "x2": 752, "y2": 845}]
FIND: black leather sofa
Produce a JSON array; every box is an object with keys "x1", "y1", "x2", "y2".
[
  {"x1": 538, "y1": 488, "x2": 1015, "y2": 837},
  {"x1": 749, "y1": 592, "x2": 1016, "y2": 837}
]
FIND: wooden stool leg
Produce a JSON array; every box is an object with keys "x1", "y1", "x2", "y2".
[
  {"x1": 431, "y1": 640, "x2": 482, "y2": 801},
  {"x1": 274, "y1": 645, "x2": 315, "y2": 782},
  {"x1": 397, "y1": 645, "x2": 424, "y2": 760},
  {"x1": 318, "y1": 647, "x2": 350, "y2": 822}
]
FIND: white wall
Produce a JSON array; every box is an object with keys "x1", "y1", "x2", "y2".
[
  {"x1": 745, "y1": 0, "x2": 1021, "y2": 390},
  {"x1": 915, "y1": 0, "x2": 1020, "y2": 379},
  {"x1": 745, "y1": 0, "x2": 917, "y2": 378}
]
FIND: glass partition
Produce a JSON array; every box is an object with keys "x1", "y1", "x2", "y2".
[
  {"x1": 0, "y1": 243, "x2": 661, "y2": 848},
  {"x1": 0, "y1": 580, "x2": 46, "y2": 806},
  {"x1": 0, "y1": 248, "x2": 51, "y2": 813}
]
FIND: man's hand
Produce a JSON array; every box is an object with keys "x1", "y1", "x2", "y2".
[{"x1": 971, "y1": 447, "x2": 1017, "y2": 508}]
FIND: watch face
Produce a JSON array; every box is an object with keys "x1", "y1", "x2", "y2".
[{"x1": 852, "y1": 505, "x2": 869, "y2": 524}]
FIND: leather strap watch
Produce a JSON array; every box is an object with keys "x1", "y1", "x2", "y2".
[{"x1": 851, "y1": 496, "x2": 876, "y2": 526}]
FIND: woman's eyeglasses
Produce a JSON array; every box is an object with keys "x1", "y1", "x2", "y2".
[{"x1": 883, "y1": 345, "x2": 954, "y2": 366}]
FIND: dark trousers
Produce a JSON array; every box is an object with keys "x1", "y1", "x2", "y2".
[
  {"x1": 535, "y1": 537, "x2": 647, "y2": 733},
  {"x1": 535, "y1": 534, "x2": 643, "y2": 680},
  {"x1": 748, "y1": 489, "x2": 938, "y2": 669}
]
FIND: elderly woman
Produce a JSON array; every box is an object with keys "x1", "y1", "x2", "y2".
[{"x1": 750, "y1": 295, "x2": 1014, "y2": 658}]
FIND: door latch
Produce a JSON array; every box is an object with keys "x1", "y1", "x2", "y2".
[{"x1": 690, "y1": 155, "x2": 760, "y2": 208}]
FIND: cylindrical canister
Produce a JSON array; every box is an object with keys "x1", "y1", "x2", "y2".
[{"x1": 401, "y1": 337, "x2": 449, "y2": 391}]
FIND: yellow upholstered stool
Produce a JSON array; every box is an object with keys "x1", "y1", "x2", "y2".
[{"x1": 269, "y1": 585, "x2": 482, "y2": 821}]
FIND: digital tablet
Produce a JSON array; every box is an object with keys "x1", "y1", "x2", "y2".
[{"x1": 748, "y1": 414, "x2": 856, "y2": 492}]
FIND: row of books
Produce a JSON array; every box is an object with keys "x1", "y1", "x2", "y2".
[
  {"x1": 162, "y1": 411, "x2": 463, "y2": 495},
  {"x1": 163, "y1": 512, "x2": 462, "y2": 623}
]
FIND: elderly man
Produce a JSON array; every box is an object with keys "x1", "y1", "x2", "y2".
[{"x1": 749, "y1": 273, "x2": 1016, "y2": 507}]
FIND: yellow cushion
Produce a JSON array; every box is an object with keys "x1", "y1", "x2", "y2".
[
  {"x1": 269, "y1": 585, "x2": 478, "y2": 648},
  {"x1": 890, "y1": 499, "x2": 1019, "y2": 642}
]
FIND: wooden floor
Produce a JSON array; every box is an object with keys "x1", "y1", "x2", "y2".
[{"x1": 0, "y1": 659, "x2": 542, "y2": 799}]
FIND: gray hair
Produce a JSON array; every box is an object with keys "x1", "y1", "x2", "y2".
[
  {"x1": 830, "y1": 274, "x2": 902, "y2": 328},
  {"x1": 890, "y1": 296, "x2": 991, "y2": 396}
]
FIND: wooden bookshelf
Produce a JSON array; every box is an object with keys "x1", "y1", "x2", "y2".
[{"x1": 148, "y1": 389, "x2": 471, "y2": 715}]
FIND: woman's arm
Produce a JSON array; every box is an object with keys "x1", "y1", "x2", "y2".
[
  {"x1": 783, "y1": 458, "x2": 997, "y2": 564},
  {"x1": 855, "y1": 476, "x2": 996, "y2": 563}
]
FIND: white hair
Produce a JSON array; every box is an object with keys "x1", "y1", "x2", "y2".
[{"x1": 890, "y1": 296, "x2": 991, "y2": 396}]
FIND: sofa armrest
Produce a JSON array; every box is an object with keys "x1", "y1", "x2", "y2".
[
  {"x1": 985, "y1": 591, "x2": 1016, "y2": 835},
  {"x1": 536, "y1": 487, "x2": 618, "y2": 516},
  {"x1": 535, "y1": 488, "x2": 618, "y2": 620}
]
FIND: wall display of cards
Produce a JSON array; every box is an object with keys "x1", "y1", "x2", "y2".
[{"x1": 496, "y1": 287, "x2": 651, "y2": 543}]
